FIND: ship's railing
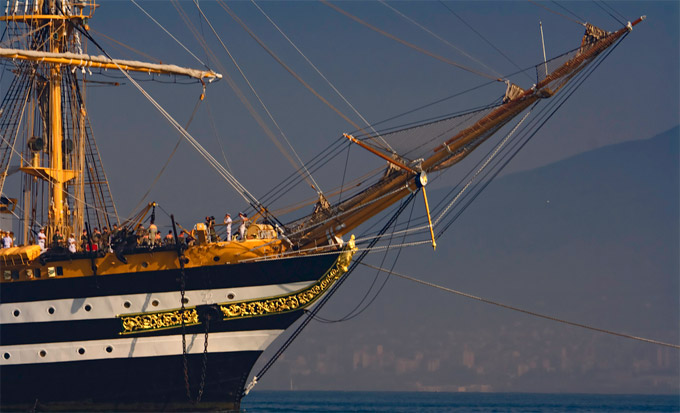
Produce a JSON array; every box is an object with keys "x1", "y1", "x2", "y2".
[{"x1": 4, "y1": 0, "x2": 96, "y2": 18}]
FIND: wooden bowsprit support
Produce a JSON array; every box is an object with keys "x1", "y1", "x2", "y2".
[{"x1": 343, "y1": 133, "x2": 437, "y2": 250}]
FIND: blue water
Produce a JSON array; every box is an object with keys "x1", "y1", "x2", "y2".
[{"x1": 240, "y1": 391, "x2": 680, "y2": 412}]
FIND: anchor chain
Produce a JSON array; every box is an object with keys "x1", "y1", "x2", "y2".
[{"x1": 172, "y1": 215, "x2": 210, "y2": 404}]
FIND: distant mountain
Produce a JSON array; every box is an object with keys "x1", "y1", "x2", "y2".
[{"x1": 253, "y1": 126, "x2": 679, "y2": 394}]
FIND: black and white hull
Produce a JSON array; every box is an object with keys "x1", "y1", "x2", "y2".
[{"x1": 0, "y1": 247, "x2": 352, "y2": 411}]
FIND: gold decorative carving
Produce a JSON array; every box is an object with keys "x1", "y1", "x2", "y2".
[
  {"x1": 120, "y1": 308, "x2": 199, "y2": 334},
  {"x1": 116, "y1": 236, "x2": 357, "y2": 334},
  {"x1": 221, "y1": 235, "x2": 357, "y2": 320}
]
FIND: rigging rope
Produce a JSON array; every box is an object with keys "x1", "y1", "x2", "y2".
[
  {"x1": 243, "y1": 192, "x2": 418, "y2": 395},
  {"x1": 432, "y1": 107, "x2": 534, "y2": 227},
  {"x1": 527, "y1": 0, "x2": 586, "y2": 27},
  {"x1": 217, "y1": 0, "x2": 395, "y2": 156},
  {"x1": 381, "y1": 0, "x2": 504, "y2": 80},
  {"x1": 360, "y1": 262, "x2": 680, "y2": 350},
  {"x1": 437, "y1": 1, "x2": 534, "y2": 83},
  {"x1": 252, "y1": 0, "x2": 394, "y2": 154},
  {"x1": 124, "y1": 94, "x2": 204, "y2": 221},
  {"x1": 593, "y1": 0, "x2": 625, "y2": 26},
  {"x1": 321, "y1": 0, "x2": 503, "y2": 82},
  {"x1": 74, "y1": 24, "x2": 266, "y2": 211},
  {"x1": 551, "y1": 1, "x2": 586, "y2": 24},
  {"x1": 434, "y1": 31, "x2": 627, "y2": 238},
  {"x1": 313, "y1": 196, "x2": 416, "y2": 323},
  {"x1": 192, "y1": 0, "x2": 322, "y2": 194},
  {"x1": 130, "y1": 0, "x2": 210, "y2": 69}
]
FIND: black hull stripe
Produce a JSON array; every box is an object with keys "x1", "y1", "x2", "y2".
[
  {"x1": 0, "y1": 309, "x2": 303, "y2": 346},
  {"x1": 1, "y1": 252, "x2": 340, "y2": 303},
  {"x1": 1, "y1": 350, "x2": 258, "y2": 410}
]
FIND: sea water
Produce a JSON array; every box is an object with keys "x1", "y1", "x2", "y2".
[{"x1": 240, "y1": 391, "x2": 679, "y2": 412}]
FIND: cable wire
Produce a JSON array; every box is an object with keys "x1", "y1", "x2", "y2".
[{"x1": 361, "y1": 262, "x2": 680, "y2": 350}]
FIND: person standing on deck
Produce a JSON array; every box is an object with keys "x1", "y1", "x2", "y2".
[
  {"x1": 224, "y1": 213, "x2": 232, "y2": 241},
  {"x1": 52, "y1": 229, "x2": 63, "y2": 248},
  {"x1": 149, "y1": 221, "x2": 158, "y2": 247},
  {"x1": 80, "y1": 229, "x2": 89, "y2": 251},
  {"x1": 2, "y1": 231, "x2": 11, "y2": 248},
  {"x1": 238, "y1": 212, "x2": 248, "y2": 241},
  {"x1": 38, "y1": 228, "x2": 47, "y2": 251},
  {"x1": 67, "y1": 233, "x2": 77, "y2": 253},
  {"x1": 165, "y1": 230, "x2": 174, "y2": 245}
]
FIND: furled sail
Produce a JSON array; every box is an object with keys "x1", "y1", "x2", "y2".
[
  {"x1": 285, "y1": 17, "x2": 645, "y2": 250},
  {"x1": 0, "y1": 48, "x2": 222, "y2": 81}
]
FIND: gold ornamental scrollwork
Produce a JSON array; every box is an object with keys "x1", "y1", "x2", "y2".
[
  {"x1": 220, "y1": 235, "x2": 357, "y2": 320},
  {"x1": 116, "y1": 236, "x2": 357, "y2": 334},
  {"x1": 119, "y1": 308, "x2": 199, "y2": 334}
]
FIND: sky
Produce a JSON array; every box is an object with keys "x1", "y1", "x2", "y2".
[
  {"x1": 2, "y1": 0, "x2": 679, "y2": 394},
  {"x1": 74, "y1": 0, "x2": 679, "y2": 225}
]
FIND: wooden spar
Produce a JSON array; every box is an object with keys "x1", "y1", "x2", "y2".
[
  {"x1": 294, "y1": 18, "x2": 646, "y2": 249},
  {"x1": 0, "y1": 49, "x2": 222, "y2": 81},
  {"x1": 343, "y1": 133, "x2": 416, "y2": 174},
  {"x1": 421, "y1": 16, "x2": 645, "y2": 172},
  {"x1": 342, "y1": 134, "x2": 436, "y2": 250}
]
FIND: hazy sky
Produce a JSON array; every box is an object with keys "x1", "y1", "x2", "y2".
[
  {"x1": 71, "y1": 0, "x2": 679, "y2": 225},
  {"x1": 2, "y1": 0, "x2": 678, "y2": 393}
]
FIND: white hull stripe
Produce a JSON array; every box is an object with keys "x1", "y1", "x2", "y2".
[
  {"x1": 0, "y1": 281, "x2": 313, "y2": 324},
  {"x1": 0, "y1": 329, "x2": 284, "y2": 366}
]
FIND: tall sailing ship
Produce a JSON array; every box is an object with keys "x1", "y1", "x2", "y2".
[{"x1": 0, "y1": 1, "x2": 644, "y2": 411}]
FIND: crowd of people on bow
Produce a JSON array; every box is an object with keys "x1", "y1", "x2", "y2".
[{"x1": 1, "y1": 211, "x2": 252, "y2": 255}]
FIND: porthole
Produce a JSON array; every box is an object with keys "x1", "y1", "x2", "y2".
[
  {"x1": 77, "y1": 348, "x2": 85, "y2": 355},
  {"x1": 105, "y1": 346, "x2": 113, "y2": 353},
  {"x1": 39, "y1": 350, "x2": 47, "y2": 358},
  {"x1": 12, "y1": 309, "x2": 20, "y2": 317},
  {"x1": 227, "y1": 293, "x2": 235, "y2": 300},
  {"x1": 84, "y1": 304, "x2": 92, "y2": 312},
  {"x1": 151, "y1": 300, "x2": 159, "y2": 307},
  {"x1": 123, "y1": 301, "x2": 131, "y2": 309},
  {"x1": 48, "y1": 307, "x2": 55, "y2": 315},
  {"x1": 213, "y1": 256, "x2": 220, "y2": 262},
  {"x1": 3, "y1": 353, "x2": 9, "y2": 360},
  {"x1": 141, "y1": 261, "x2": 149, "y2": 268}
]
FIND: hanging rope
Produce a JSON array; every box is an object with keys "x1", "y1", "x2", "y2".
[
  {"x1": 243, "y1": 192, "x2": 418, "y2": 396},
  {"x1": 313, "y1": 196, "x2": 416, "y2": 323},
  {"x1": 361, "y1": 262, "x2": 680, "y2": 350}
]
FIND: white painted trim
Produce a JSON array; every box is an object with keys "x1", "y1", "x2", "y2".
[
  {"x1": 0, "y1": 281, "x2": 312, "y2": 324},
  {"x1": 0, "y1": 329, "x2": 283, "y2": 366}
]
